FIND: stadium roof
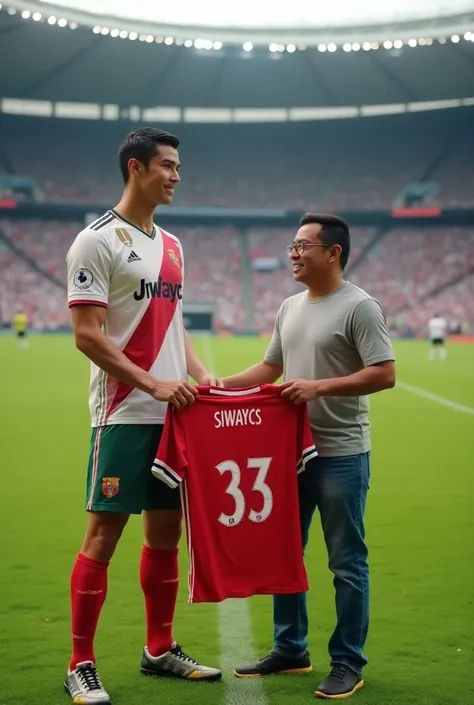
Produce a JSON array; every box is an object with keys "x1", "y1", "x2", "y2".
[
  {"x1": 34, "y1": 0, "x2": 474, "y2": 32},
  {"x1": 13, "y1": 0, "x2": 474, "y2": 44},
  {"x1": 1, "y1": 5, "x2": 474, "y2": 110}
]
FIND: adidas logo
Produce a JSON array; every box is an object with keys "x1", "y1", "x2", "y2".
[{"x1": 127, "y1": 250, "x2": 141, "y2": 263}]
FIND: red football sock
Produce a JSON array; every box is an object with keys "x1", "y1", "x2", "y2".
[
  {"x1": 140, "y1": 545, "x2": 179, "y2": 657},
  {"x1": 69, "y1": 553, "x2": 109, "y2": 671}
]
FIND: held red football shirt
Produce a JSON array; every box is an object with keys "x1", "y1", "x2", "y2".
[{"x1": 152, "y1": 384, "x2": 318, "y2": 603}]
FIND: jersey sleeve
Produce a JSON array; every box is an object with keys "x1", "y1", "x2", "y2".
[
  {"x1": 66, "y1": 230, "x2": 112, "y2": 308},
  {"x1": 296, "y1": 405, "x2": 318, "y2": 474},
  {"x1": 151, "y1": 408, "x2": 187, "y2": 488}
]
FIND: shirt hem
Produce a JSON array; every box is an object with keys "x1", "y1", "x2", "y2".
[
  {"x1": 190, "y1": 585, "x2": 309, "y2": 603},
  {"x1": 91, "y1": 418, "x2": 166, "y2": 426},
  {"x1": 312, "y1": 444, "x2": 371, "y2": 458}
]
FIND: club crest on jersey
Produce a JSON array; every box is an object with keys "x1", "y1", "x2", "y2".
[
  {"x1": 167, "y1": 248, "x2": 181, "y2": 269},
  {"x1": 115, "y1": 228, "x2": 133, "y2": 247},
  {"x1": 101, "y1": 477, "x2": 120, "y2": 498}
]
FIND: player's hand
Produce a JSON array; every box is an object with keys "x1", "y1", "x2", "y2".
[
  {"x1": 280, "y1": 379, "x2": 320, "y2": 404},
  {"x1": 197, "y1": 372, "x2": 224, "y2": 387},
  {"x1": 151, "y1": 380, "x2": 198, "y2": 409}
]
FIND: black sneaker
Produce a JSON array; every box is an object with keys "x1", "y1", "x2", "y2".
[
  {"x1": 315, "y1": 664, "x2": 363, "y2": 699},
  {"x1": 140, "y1": 642, "x2": 222, "y2": 681},
  {"x1": 234, "y1": 650, "x2": 312, "y2": 678}
]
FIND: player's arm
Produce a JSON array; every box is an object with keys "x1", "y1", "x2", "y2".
[
  {"x1": 182, "y1": 328, "x2": 220, "y2": 385},
  {"x1": 282, "y1": 299, "x2": 396, "y2": 402},
  {"x1": 222, "y1": 308, "x2": 283, "y2": 387},
  {"x1": 71, "y1": 306, "x2": 197, "y2": 408}
]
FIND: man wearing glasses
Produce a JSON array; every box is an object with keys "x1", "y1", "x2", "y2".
[{"x1": 222, "y1": 213, "x2": 395, "y2": 699}]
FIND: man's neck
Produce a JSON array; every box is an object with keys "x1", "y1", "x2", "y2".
[
  {"x1": 114, "y1": 191, "x2": 156, "y2": 235},
  {"x1": 306, "y1": 273, "x2": 344, "y2": 300}
]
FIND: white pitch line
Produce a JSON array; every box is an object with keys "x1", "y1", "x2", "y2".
[
  {"x1": 218, "y1": 599, "x2": 268, "y2": 705},
  {"x1": 397, "y1": 381, "x2": 474, "y2": 416},
  {"x1": 198, "y1": 336, "x2": 268, "y2": 705}
]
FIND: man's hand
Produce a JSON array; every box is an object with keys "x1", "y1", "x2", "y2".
[
  {"x1": 151, "y1": 380, "x2": 199, "y2": 409},
  {"x1": 280, "y1": 379, "x2": 320, "y2": 404},
  {"x1": 196, "y1": 372, "x2": 224, "y2": 387}
]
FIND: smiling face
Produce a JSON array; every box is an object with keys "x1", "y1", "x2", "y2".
[
  {"x1": 288, "y1": 222, "x2": 335, "y2": 284},
  {"x1": 128, "y1": 144, "x2": 180, "y2": 207}
]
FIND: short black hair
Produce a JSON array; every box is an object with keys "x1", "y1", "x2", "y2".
[
  {"x1": 118, "y1": 127, "x2": 180, "y2": 184},
  {"x1": 299, "y1": 212, "x2": 351, "y2": 271}
]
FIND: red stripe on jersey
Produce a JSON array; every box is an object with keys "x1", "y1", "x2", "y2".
[
  {"x1": 105, "y1": 229, "x2": 183, "y2": 420},
  {"x1": 69, "y1": 300, "x2": 108, "y2": 308}
]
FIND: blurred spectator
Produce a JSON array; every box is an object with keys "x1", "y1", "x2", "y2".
[{"x1": 1, "y1": 220, "x2": 473, "y2": 334}]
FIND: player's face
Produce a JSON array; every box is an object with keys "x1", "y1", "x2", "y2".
[
  {"x1": 134, "y1": 145, "x2": 181, "y2": 206},
  {"x1": 288, "y1": 223, "x2": 332, "y2": 283}
]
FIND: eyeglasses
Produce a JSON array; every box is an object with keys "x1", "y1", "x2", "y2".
[{"x1": 285, "y1": 242, "x2": 329, "y2": 256}]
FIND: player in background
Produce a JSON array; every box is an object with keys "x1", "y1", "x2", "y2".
[
  {"x1": 223, "y1": 214, "x2": 395, "y2": 700},
  {"x1": 64, "y1": 127, "x2": 221, "y2": 705},
  {"x1": 12, "y1": 309, "x2": 28, "y2": 348},
  {"x1": 428, "y1": 313, "x2": 448, "y2": 361}
]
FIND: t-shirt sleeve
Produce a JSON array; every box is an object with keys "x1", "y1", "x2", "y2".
[
  {"x1": 351, "y1": 298, "x2": 395, "y2": 367},
  {"x1": 151, "y1": 408, "x2": 187, "y2": 489},
  {"x1": 264, "y1": 305, "x2": 284, "y2": 366},
  {"x1": 66, "y1": 230, "x2": 112, "y2": 308},
  {"x1": 296, "y1": 405, "x2": 318, "y2": 474}
]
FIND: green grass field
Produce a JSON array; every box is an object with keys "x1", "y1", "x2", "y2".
[{"x1": 1, "y1": 335, "x2": 473, "y2": 705}]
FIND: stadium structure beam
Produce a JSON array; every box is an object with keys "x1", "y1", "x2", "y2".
[
  {"x1": 138, "y1": 47, "x2": 183, "y2": 108},
  {"x1": 18, "y1": 35, "x2": 105, "y2": 98},
  {"x1": 300, "y1": 52, "x2": 337, "y2": 105},
  {"x1": 368, "y1": 52, "x2": 416, "y2": 102},
  {"x1": 0, "y1": 19, "x2": 23, "y2": 35},
  {"x1": 200, "y1": 56, "x2": 231, "y2": 108},
  {"x1": 450, "y1": 42, "x2": 474, "y2": 71}
]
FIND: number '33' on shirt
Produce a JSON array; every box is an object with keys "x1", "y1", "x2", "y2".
[{"x1": 152, "y1": 384, "x2": 318, "y2": 603}]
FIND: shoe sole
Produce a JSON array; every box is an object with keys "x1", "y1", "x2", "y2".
[
  {"x1": 314, "y1": 679, "x2": 364, "y2": 699},
  {"x1": 63, "y1": 682, "x2": 112, "y2": 704},
  {"x1": 234, "y1": 666, "x2": 313, "y2": 679},
  {"x1": 141, "y1": 667, "x2": 222, "y2": 682}
]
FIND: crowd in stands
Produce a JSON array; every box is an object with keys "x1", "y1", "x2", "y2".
[
  {"x1": 0, "y1": 220, "x2": 245, "y2": 332},
  {"x1": 1, "y1": 108, "x2": 474, "y2": 210},
  {"x1": 350, "y1": 227, "x2": 474, "y2": 331},
  {"x1": 0, "y1": 240, "x2": 70, "y2": 329},
  {"x1": 1, "y1": 219, "x2": 473, "y2": 336}
]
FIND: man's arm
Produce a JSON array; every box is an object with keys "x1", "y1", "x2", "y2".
[
  {"x1": 223, "y1": 360, "x2": 283, "y2": 388},
  {"x1": 281, "y1": 298, "x2": 395, "y2": 402},
  {"x1": 71, "y1": 305, "x2": 197, "y2": 408},
  {"x1": 183, "y1": 329, "x2": 218, "y2": 384},
  {"x1": 319, "y1": 361, "x2": 395, "y2": 395},
  {"x1": 223, "y1": 305, "x2": 284, "y2": 387},
  {"x1": 281, "y1": 361, "x2": 394, "y2": 402}
]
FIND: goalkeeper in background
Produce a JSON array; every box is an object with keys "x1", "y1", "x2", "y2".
[{"x1": 13, "y1": 309, "x2": 28, "y2": 348}]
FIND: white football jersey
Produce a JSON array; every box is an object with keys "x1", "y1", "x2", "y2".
[
  {"x1": 428, "y1": 316, "x2": 447, "y2": 340},
  {"x1": 66, "y1": 209, "x2": 187, "y2": 426}
]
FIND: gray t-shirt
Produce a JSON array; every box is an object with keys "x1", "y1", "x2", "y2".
[{"x1": 264, "y1": 281, "x2": 395, "y2": 457}]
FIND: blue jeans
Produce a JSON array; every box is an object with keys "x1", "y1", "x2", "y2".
[{"x1": 274, "y1": 452, "x2": 370, "y2": 675}]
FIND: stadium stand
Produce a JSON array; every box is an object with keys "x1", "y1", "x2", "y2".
[
  {"x1": 350, "y1": 227, "x2": 474, "y2": 330},
  {"x1": 1, "y1": 108, "x2": 474, "y2": 209},
  {"x1": 1, "y1": 218, "x2": 473, "y2": 334},
  {"x1": 0, "y1": 220, "x2": 245, "y2": 331}
]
